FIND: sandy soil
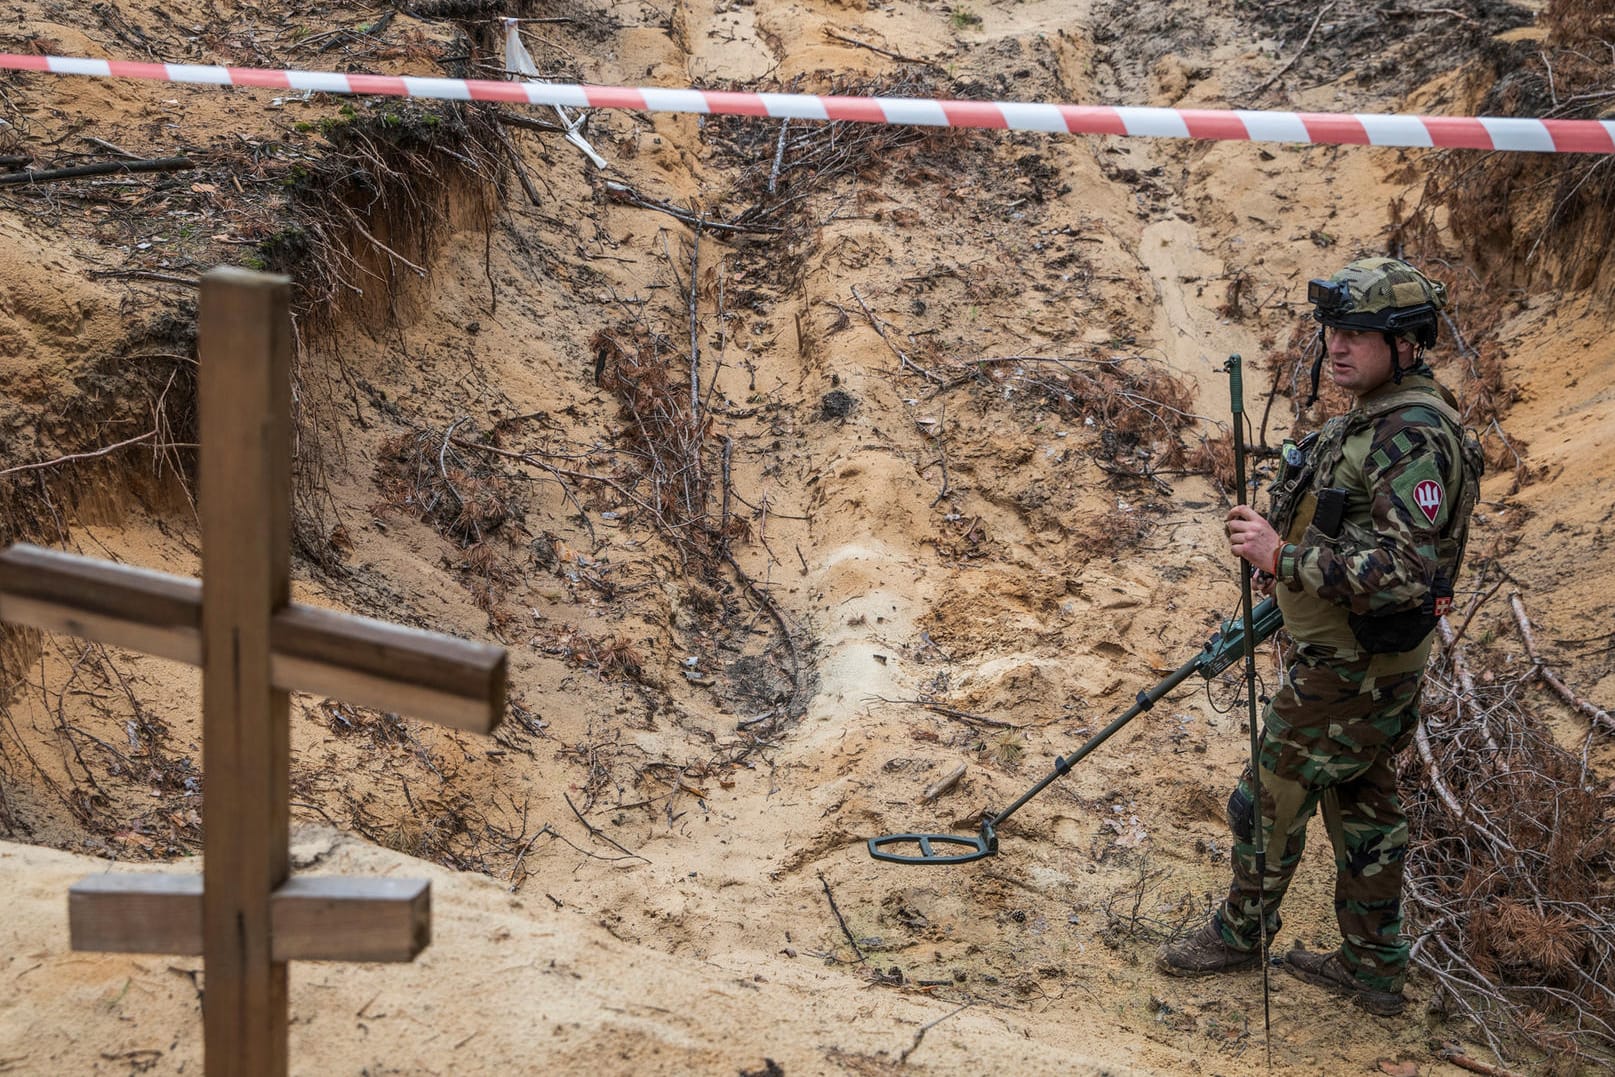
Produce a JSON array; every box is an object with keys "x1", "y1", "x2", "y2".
[{"x1": 1, "y1": 1, "x2": 1611, "y2": 1075}]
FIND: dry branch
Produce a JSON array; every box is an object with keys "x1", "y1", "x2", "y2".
[
  {"x1": 0, "y1": 156, "x2": 193, "y2": 186},
  {"x1": 604, "y1": 181, "x2": 782, "y2": 235},
  {"x1": 1508, "y1": 592, "x2": 1614, "y2": 734},
  {"x1": 1401, "y1": 591, "x2": 1615, "y2": 1065},
  {"x1": 1245, "y1": 2, "x2": 1336, "y2": 102},
  {"x1": 850, "y1": 285, "x2": 945, "y2": 385},
  {"x1": 919, "y1": 764, "x2": 967, "y2": 805},
  {"x1": 817, "y1": 870, "x2": 867, "y2": 966},
  {"x1": 823, "y1": 28, "x2": 946, "y2": 69}
]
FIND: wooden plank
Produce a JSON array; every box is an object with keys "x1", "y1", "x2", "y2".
[
  {"x1": 199, "y1": 266, "x2": 292, "y2": 1077},
  {"x1": 272, "y1": 604, "x2": 505, "y2": 732},
  {"x1": 0, "y1": 545, "x2": 504, "y2": 731},
  {"x1": 0, "y1": 545, "x2": 201, "y2": 664},
  {"x1": 270, "y1": 876, "x2": 431, "y2": 962},
  {"x1": 69, "y1": 874, "x2": 204, "y2": 955},
  {"x1": 69, "y1": 875, "x2": 430, "y2": 962}
]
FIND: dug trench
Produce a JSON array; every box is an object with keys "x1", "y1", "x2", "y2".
[{"x1": 2, "y1": 0, "x2": 1614, "y2": 1074}]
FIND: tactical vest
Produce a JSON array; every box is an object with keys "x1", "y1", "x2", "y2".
[{"x1": 1267, "y1": 380, "x2": 1484, "y2": 673}]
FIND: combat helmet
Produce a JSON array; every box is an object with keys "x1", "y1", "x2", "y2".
[{"x1": 1303, "y1": 256, "x2": 1449, "y2": 398}]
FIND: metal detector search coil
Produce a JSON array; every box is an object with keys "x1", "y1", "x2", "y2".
[{"x1": 867, "y1": 820, "x2": 999, "y2": 865}]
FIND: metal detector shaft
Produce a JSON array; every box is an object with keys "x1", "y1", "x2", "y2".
[
  {"x1": 1228, "y1": 352, "x2": 1274, "y2": 1062},
  {"x1": 866, "y1": 596, "x2": 1282, "y2": 864},
  {"x1": 985, "y1": 649, "x2": 1208, "y2": 836}
]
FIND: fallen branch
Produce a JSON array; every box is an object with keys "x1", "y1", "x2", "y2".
[
  {"x1": 768, "y1": 118, "x2": 789, "y2": 195},
  {"x1": 922, "y1": 401, "x2": 954, "y2": 507},
  {"x1": 919, "y1": 763, "x2": 967, "y2": 805},
  {"x1": 850, "y1": 285, "x2": 945, "y2": 385},
  {"x1": 81, "y1": 135, "x2": 139, "y2": 159},
  {"x1": 724, "y1": 550, "x2": 804, "y2": 707},
  {"x1": 1245, "y1": 2, "x2": 1335, "y2": 101},
  {"x1": 1438, "y1": 1044, "x2": 1525, "y2": 1077},
  {"x1": 871, "y1": 696, "x2": 1024, "y2": 730},
  {"x1": 823, "y1": 28, "x2": 946, "y2": 70},
  {"x1": 817, "y1": 870, "x2": 867, "y2": 966},
  {"x1": 603, "y1": 181, "x2": 783, "y2": 235},
  {"x1": 564, "y1": 792, "x2": 650, "y2": 864},
  {"x1": 87, "y1": 269, "x2": 201, "y2": 287},
  {"x1": 1436, "y1": 619, "x2": 1504, "y2": 762},
  {"x1": 493, "y1": 109, "x2": 566, "y2": 134},
  {"x1": 1413, "y1": 718, "x2": 1469, "y2": 820},
  {"x1": 0, "y1": 156, "x2": 194, "y2": 186},
  {"x1": 1508, "y1": 592, "x2": 1614, "y2": 734},
  {"x1": 898, "y1": 1002, "x2": 972, "y2": 1065}
]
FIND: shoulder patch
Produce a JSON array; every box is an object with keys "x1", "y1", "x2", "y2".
[{"x1": 1391, "y1": 455, "x2": 1448, "y2": 530}]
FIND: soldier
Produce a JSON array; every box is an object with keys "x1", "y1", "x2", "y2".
[{"x1": 1157, "y1": 257, "x2": 1484, "y2": 1016}]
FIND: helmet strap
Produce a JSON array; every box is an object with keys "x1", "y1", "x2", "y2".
[
  {"x1": 1305, "y1": 328, "x2": 1325, "y2": 407},
  {"x1": 1386, "y1": 331, "x2": 1405, "y2": 384}
]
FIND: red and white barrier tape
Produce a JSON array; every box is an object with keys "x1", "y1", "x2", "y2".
[{"x1": 3, "y1": 51, "x2": 1612, "y2": 154}]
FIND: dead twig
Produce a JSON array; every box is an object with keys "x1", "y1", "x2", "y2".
[
  {"x1": 898, "y1": 1002, "x2": 973, "y2": 1065},
  {"x1": 817, "y1": 870, "x2": 867, "y2": 966},
  {"x1": 850, "y1": 286, "x2": 945, "y2": 385},
  {"x1": 1508, "y1": 592, "x2": 1614, "y2": 734},
  {"x1": 919, "y1": 764, "x2": 967, "y2": 805},
  {"x1": 81, "y1": 135, "x2": 139, "y2": 159},
  {"x1": 870, "y1": 696, "x2": 1024, "y2": 730},
  {"x1": 767, "y1": 118, "x2": 789, "y2": 195},
  {"x1": 87, "y1": 269, "x2": 201, "y2": 287},
  {"x1": 493, "y1": 109, "x2": 566, "y2": 134},
  {"x1": 563, "y1": 792, "x2": 650, "y2": 863},
  {"x1": 0, "y1": 156, "x2": 194, "y2": 186},
  {"x1": 823, "y1": 28, "x2": 946, "y2": 70},
  {"x1": 603, "y1": 181, "x2": 783, "y2": 235},
  {"x1": 1245, "y1": 2, "x2": 1335, "y2": 102},
  {"x1": 492, "y1": 124, "x2": 544, "y2": 207}
]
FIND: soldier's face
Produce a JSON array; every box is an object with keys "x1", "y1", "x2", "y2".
[{"x1": 1325, "y1": 328, "x2": 1406, "y2": 395}]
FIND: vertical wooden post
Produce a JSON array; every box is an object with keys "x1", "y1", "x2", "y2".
[
  {"x1": 199, "y1": 267, "x2": 293, "y2": 1077},
  {"x1": 3, "y1": 264, "x2": 503, "y2": 1073}
]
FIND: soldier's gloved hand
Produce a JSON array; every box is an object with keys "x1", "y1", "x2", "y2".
[{"x1": 1226, "y1": 505, "x2": 1283, "y2": 577}]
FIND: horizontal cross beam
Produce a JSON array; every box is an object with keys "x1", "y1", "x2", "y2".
[
  {"x1": 0, "y1": 543, "x2": 504, "y2": 733},
  {"x1": 69, "y1": 874, "x2": 430, "y2": 962}
]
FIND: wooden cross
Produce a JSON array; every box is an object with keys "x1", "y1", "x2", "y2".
[{"x1": 0, "y1": 268, "x2": 506, "y2": 1076}]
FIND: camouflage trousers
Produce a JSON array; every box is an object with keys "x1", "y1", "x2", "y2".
[{"x1": 1214, "y1": 646, "x2": 1424, "y2": 993}]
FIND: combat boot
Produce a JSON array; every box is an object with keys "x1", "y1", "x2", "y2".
[
  {"x1": 1282, "y1": 945, "x2": 1405, "y2": 1016},
  {"x1": 1156, "y1": 917, "x2": 1261, "y2": 977}
]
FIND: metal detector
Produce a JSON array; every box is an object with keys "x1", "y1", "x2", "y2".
[{"x1": 866, "y1": 594, "x2": 1281, "y2": 865}]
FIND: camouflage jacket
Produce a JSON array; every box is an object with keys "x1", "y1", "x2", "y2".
[{"x1": 1268, "y1": 374, "x2": 1482, "y2": 672}]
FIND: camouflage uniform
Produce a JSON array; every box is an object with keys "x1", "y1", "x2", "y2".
[{"x1": 1215, "y1": 371, "x2": 1481, "y2": 993}]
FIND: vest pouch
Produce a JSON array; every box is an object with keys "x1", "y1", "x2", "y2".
[{"x1": 1347, "y1": 570, "x2": 1452, "y2": 655}]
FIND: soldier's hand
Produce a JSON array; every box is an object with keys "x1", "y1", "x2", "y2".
[
  {"x1": 1252, "y1": 568, "x2": 1276, "y2": 598},
  {"x1": 1226, "y1": 505, "x2": 1282, "y2": 576}
]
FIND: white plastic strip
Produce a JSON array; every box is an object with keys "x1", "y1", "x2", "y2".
[{"x1": 0, "y1": 51, "x2": 1609, "y2": 154}]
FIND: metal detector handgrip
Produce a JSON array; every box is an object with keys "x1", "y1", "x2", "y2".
[{"x1": 1200, "y1": 596, "x2": 1282, "y2": 679}]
